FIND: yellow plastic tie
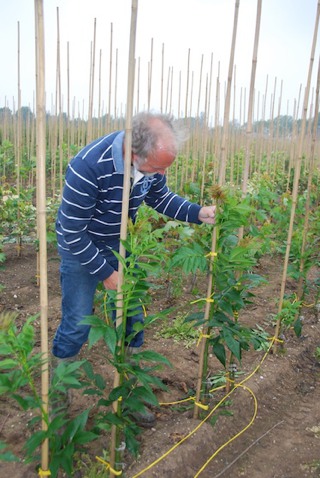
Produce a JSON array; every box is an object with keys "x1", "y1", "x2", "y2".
[
  {"x1": 96, "y1": 456, "x2": 122, "y2": 476},
  {"x1": 206, "y1": 251, "x2": 218, "y2": 257},
  {"x1": 38, "y1": 469, "x2": 51, "y2": 477},
  {"x1": 194, "y1": 401, "x2": 209, "y2": 411},
  {"x1": 138, "y1": 299, "x2": 148, "y2": 317},
  {"x1": 268, "y1": 336, "x2": 284, "y2": 343},
  {"x1": 191, "y1": 297, "x2": 214, "y2": 305},
  {"x1": 196, "y1": 333, "x2": 211, "y2": 347}
]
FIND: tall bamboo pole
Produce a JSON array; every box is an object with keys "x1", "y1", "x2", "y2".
[
  {"x1": 147, "y1": 38, "x2": 153, "y2": 111},
  {"x1": 56, "y1": 7, "x2": 64, "y2": 195},
  {"x1": 16, "y1": 21, "x2": 22, "y2": 255},
  {"x1": 274, "y1": 0, "x2": 320, "y2": 347},
  {"x1": 110, "y1": 0, "x2": 138, "y2": 474},
  {"x1": 87, "y1": 18, "x2": 96, "y2": 143},
  {"x1": 114, "y1": 48, "x2": 118, "y2": 121},
  {"x1": 108, "y1": 23, "x2": 113, "y2": 131},
  {"x1": 136, "y1": 56, "x2": 141, "y2": 113},
  {"x1": 194, "y1": 0, "x2": 240, "y2": 419},
  {"x1": 240, "y1": 0, "x2": 262, "y2": 239},
  {"x1": 34, "y1": 0, "x2": 49, "y2": 472},
  {"x1": 296, "y1": 54, "x2": 320, "y2": 300},
  {"x1": 218, "y1": 0, "x2": 240, "y2": 185},
  {"x1": 98, "y1": 49, "x2": 102, "y2": 136},
  {"x1": 160, "y1": 43, "x2": 164, "y2": 113}
]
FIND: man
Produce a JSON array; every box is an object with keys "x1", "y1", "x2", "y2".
[{"x1": 52, "y1": 112, "x2": 216, "y2": 425}]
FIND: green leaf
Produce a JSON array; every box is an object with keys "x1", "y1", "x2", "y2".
[
  {"x1": 130, "y1": 386, "x2": 159, "y2": 406},
  {"x1": 87, "y1": 326, "x2": 105, "y2": 348},
  {"x1": 293, "y1": 317, "x2": 302, "y2": 337},
  {"x1": 133, "y1": 350, "x2": 171, "y2": 367},
  {"x1": 212, "y1": 342, "x2": 226, "y2": 367},
  {"x1": 223, "y1": 329, "x2": 241, "y2": 362},
  {"x1": 0, "y1": 441, "x2": 19, "y2": 462},
  {"x1": 73, "y1": 430, "x2": 98, "y2": 445},
  {"x1": 0, "y1": 358, "x2": 18, "y2": 369}
]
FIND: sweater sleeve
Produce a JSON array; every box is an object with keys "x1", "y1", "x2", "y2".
[
  {"x1": 57, "y1": 158, "x2": 115, "y2": 281},
  {"x1": 144, "y1": 174, "x2": 202, "y2": 224}
]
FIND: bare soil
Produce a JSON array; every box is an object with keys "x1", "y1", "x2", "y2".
[{"x1": 0, "y1": 243, "x2": 319, "y2": 478}]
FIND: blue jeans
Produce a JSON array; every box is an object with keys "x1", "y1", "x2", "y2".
[{"x1": 52, "y1": 256, "x2": 144, "y2": 358}]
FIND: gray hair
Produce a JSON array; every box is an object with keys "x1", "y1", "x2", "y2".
[{"x1": 131, "y1": 112, "x2": 187, "y2": 161}]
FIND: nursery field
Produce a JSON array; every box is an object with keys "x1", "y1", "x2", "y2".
[
  {"x1": 0, "y1": 242, "x2": 319, "y2": 478},
  {"x1": 1, "y1": 1, "x2": 320, "y2": 476}
]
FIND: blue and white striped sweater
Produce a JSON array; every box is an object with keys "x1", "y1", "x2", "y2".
[{"x1": 56, "y1": 130, "x2": 202, "y2": 281}]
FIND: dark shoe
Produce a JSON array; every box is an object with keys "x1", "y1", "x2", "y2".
[{"x1": 130, "y1": 406, "x2": 156, "y2": 428}]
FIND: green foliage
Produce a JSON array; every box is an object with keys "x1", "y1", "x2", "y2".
[
  {"x1": 272, "y1": 294, "x2": 303, "y2": 337},
  {"x1": 0, "y1": 313, "x2": 100, "y2": 477},
  {"x1": 155, "y1": 314, "x2": 201, "y2": 347},
  {"x1": 182, "y1": 192, "x2": 270, "y2": 369},
  {"x1": 0, "y1": 184, "x2": 59, "y2": 248}
]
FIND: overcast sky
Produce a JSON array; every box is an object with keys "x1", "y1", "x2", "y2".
[{"x1": 1, "y1": 0, "x2": 319, "y2": 122}]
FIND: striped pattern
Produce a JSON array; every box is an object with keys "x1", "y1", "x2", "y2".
[{"x1": 56, "y1": 131, "x2": 202, "y2": 281}]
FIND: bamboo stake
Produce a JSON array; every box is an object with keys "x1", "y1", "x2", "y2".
[
  {"x1": 274, "y1": 0, "x2": 320, "y2": 348},
  {"x1": 191, "y1": 54, "x2": 204, "y2": 182},
  {"x1": 114, "y1": 48, "x2": 118, "y2": 120},
  {"x1": 230, "y1": 65, "x2": 237, "y2": 184},
  {"x1": 56, "y1": 7, "x2": 63, "y2": 196},
  {"x1": 108, "y1": 23, "x2": 113, "y2": 132},
  {"x1": 266, "y1": 77, "x2": 276, "y2": 173},
  {"x1": 213, "y1": 62, "x2": 221, "y2": 179},
  {"x1": 218, "y1": 0, "x2": 240, "y2": 185},
  {"x1": 161, "y1": 43, "x2": 164, "y2": 113},
  {"x1": 34, "y1": 0, "x2": 49, "y2": 473},
  {"x1": 239, "y1": 0, "x2": 262, "y2": 239},
  {"x1": 136, "y1": 56, "x2": 140, "y2": 113},
  {"x1": 110, "y1": 1, "x2": 138, "y2": 474},
  {"x1": 296, "y1": 54, "x2": 320, "y2": 301},
  {"x1": 98, "y1": 49, "x2": 102, "y2": 136},
  {"x1": 185, "y1": 48, "x2": 191, "y2": 119},
  {"x1": 16, "y1": 21, "x2": 22, "y2": 256},
  {"x1": 147, "y1": 38, "x2": 153, "y2": 110},
  {"x1": 194, "y1": 0, "x2": 240, "y2": 419},
  {"x1": 87, "y1": 18, "x2": 96, "y2": 143},
  {"x1": 257, "y1": 75, "x2": 268, "y2": 174},
  {"x1": 229, "y1": 0, "x2": 262, "y2": 394}
]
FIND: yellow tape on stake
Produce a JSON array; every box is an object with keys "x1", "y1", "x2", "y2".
[
  {"x1": 196, "y1": 333, "x2": 211, "y2": 347},
  {"x1": 95, "y1": 456, "x2": 122, "y2": 476},
  {"x1": 194, "y1": 401, "x2": 209, "y2": 411},
  {"x1": 205, "y1": 251, "x2": 218, "y2": 257},
  {"x1": 38, "y1": 469, "x2": 51, "y2": 477}
]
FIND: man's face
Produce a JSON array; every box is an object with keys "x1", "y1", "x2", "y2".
[{"x1": 133, "y1": 147, "x2": 176, "y2": 176}]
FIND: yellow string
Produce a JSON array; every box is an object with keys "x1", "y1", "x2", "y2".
[
  {"x1": 96, "y1": 456, "x2": 122, "y2": 476},
  {"x1": 194, "y1": 401, "x2": 209, "y2": 411},
  {"x1": 191, "y1": 297, "x2": 214, "y2": 305},
  {"x1": 132, "y1": 337, "x2": 276, "y2": 478},
  {"x1": 302, "y1": 301, "x2": 315, "y2": 308},
  {"x1": 38, "y1": 469, "x2": 51, "y2": 477},
  {"x1": 267, "y1": 336, "x2": 283, "y2": 343},
  {"x1": 193, "y1": 384, "x2": 258, "y2": 477},
  {"x1": 159, "y1": 396, "x2": 194, "y2": 406}
]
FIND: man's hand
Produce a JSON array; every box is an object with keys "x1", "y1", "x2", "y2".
[
  {"x1": 103, "y1": 270, "x2": 119, "y2": 290},
  {"x1": 198, "y1": 205, "x2": 216, "y2": 224}
]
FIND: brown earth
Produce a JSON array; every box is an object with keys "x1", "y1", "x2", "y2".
[{"x1": 0, "y1": 243, "x2": 319, "y2": 478}]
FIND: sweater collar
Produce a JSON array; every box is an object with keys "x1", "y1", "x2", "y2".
[{"x1": 112, "y1": 131, "x2": 125, "y2": 173}]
